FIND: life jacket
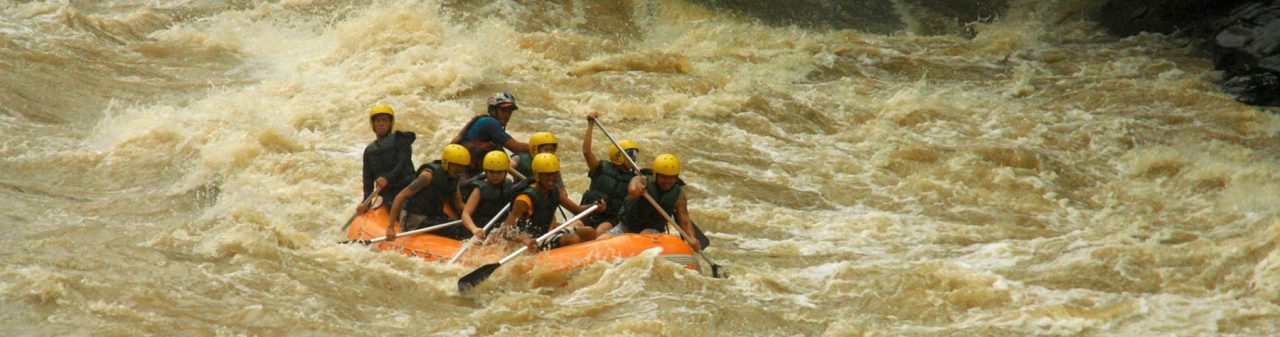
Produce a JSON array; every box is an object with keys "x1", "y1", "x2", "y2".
[
  {"x1": 512, "y1": 152, "x2": 534, "y2": 180},
  {"x1": 450, "y1": 114, "x2": 503, "y2": 170},
  {"x1": 467, "y1": 177, "x2": 522, "y2": 226},
  {"x1": 404, "y1": 161, "x2": 459, "y2": 218},
  {"x1": 515, "y1": 185, "x2": 560, "y2": 237},
  {"x1": 579, "y1": 160, "x2": 636, "y2": 218},
  {"x1": 621, "y1": 174, "x2": 681, "y2": 233},
  {"x1": 363, "y1": 131, "x2": 416, "y2": 198}
]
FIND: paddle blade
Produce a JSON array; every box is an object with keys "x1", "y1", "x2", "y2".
[
  {"x1": 692, "y1": 222, "x2": 711, "y2": 249},
  {"x1": 711, "y1": 263, "x2": 727, "y2": 279},
  {"x1": 458, "y1": 263, "x2": 503, "y2": 293}
]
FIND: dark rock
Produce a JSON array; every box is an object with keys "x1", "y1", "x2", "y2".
[
  {"x1": 687, "y1": 0, "x2": 1007, "y2": 36},
  {"x1": 1092, "y1": 0, "x2": 1280, "y2": 107},
  {"x1": 1091, "y1": 0, "x2": 1252, "y2": 37},
  {"x1": 1221, "y1": 72, "x2": 1279, "y2": 105},
  {"x1": 1211, "y1": 3, "x2": 1280, "y2": 106},
  {"x1": 1215, "y1": 26, "x2": 1253, "y2": 49}
]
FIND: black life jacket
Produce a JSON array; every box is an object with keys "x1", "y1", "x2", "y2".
[
  {"x1": 622, "y1": 174, "x2": 681, "y2": 233},
  {"x1": 363, "y1": 131, "x2": 416, "y2": 198},
  {"x1": 515, "y1": 185, "x2": 560, "y2": 237},
  {"x1": 405, "y1": 161, "x2": 459, "y2": 218},
  {"x1": 467, "y1": 178, "x2": 522, "y2": 226},
  {"x1": 579, "y1": 160, "x2": 636, "y2": 218},
  {"x1": 512, "y1": 152, "x2": 534, "y2": 180}
]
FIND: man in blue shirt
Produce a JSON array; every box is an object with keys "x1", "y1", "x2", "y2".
[{"x1": 451, "y1": 92, "x2": 531, "y2": 176}]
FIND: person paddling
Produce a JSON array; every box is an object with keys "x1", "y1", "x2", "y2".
[
  {"x1": 495, "y1": 153, "x2": 604, "y2": 251},
  {"x1": 385, "y1": 144, "x2": 470, "y2": 241},
  {"x1": 451, "y1": 92, "x2": 531, "y2": 177},
  {"x1": 608, "y1": 153, "x2": 702, "y2": 251},
  {"x1": 358, "y1": 104, "x2": 416, "y2": 213},
  {"x1": 578, "y1": 112, "x2": 642, "y2": 234},
  {"x1": 460, "y1": 151, "x2": 521, "y2": 242}
]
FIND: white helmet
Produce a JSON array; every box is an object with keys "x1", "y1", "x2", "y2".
[{"x1": 487, "y1": 92, "x2": 517, "y2": 111}]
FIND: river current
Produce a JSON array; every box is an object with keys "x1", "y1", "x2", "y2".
[{"x1": 2, "y1": 1, "x2": 1278, "y2": 336}]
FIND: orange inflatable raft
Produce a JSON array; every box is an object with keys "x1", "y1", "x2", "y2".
[{"x1": 346, "y1": 208, "x2": 701, "y2": 272}]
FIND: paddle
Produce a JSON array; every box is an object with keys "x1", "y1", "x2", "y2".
[
  {"x1": 690, "y1": 221, "x2": 710, "y2": 249},
  {"x1": 445, "y1": 203, "x2": 512, "y2": 264},
  {"x1": 458, "y1": 204, "x2": 600, "y2": 292},
  {"x1": 341, "y1": 185, "x2": 383, "y2": 231},
  {"x1": 507, "y1": 168, "x2": 527, "y2": 181},
  {"x1": 593, "y1": 120, "x2": 726, "y2": 278},
  {"x1": 340, "y1": 219, "x2": 462, "y2": 245}
]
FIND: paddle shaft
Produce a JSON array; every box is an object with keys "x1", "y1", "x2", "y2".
[
  {"x1": 508, "y1": 168, "x2": 525, "y2": 181},
  {"x1": 362, "y1": 219, "x2": 462, "y2": 244},
  {"x1": 342, "y1": 185, "x2": 383, "y2": 230},
  {"x1": 593, "y1": 122, "x2": 724, "y2": 276},
  {"x1": 447, "y1": 161, "x2": 537, "y2": 264},
  {"x1": 446, "y1": 202, "x2": 512, "y2": 264},
  {"x1": 457, "y1": 201, "x2": 600, "y2": 292}
]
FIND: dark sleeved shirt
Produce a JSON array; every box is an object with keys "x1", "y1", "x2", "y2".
[{"x1": 362, "y1": 131, "x2": 416, "y2": 200}]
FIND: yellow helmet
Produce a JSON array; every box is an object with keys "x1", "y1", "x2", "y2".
[
  {"x1": 368, "y1": 104, "x2": 395, "y2": 131},
  {"x1": 441, "y1": 144, "x2": 471, "y2": 170},
  {"x1": 608, "y1": 139, "x2": 640, "y2": 164},
  {"x1": 529, "y1": 132, "x2": 558, "y2": 155},
  {"x1": 531, "y1": 153, "x2": 560, "y2": 175},
  {"x1": 483, "y1": 151, "x2": 509, "y2": 172},
  {"x1": 652, "y1": 153, "x2": 680, "y2": 176}
]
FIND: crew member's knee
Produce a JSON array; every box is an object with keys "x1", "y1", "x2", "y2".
[
  {"x1": 595, "y1": 222, "x2": 613, "y2": 234},
  {"x1": 576, "y1": 226, "x2": 597, "y2": 241},
  {"x1": 560, "y1": 233, "x2": 581, "y2": 246}
]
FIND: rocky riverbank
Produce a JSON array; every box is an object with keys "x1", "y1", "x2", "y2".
[{"x1": 1088, "y1": 0, "x2": 1277, "y2": 106}]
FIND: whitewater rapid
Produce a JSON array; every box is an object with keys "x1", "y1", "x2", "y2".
[{"x1": 2, "y1": 1, "x2": 1278, "y2": 336}]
